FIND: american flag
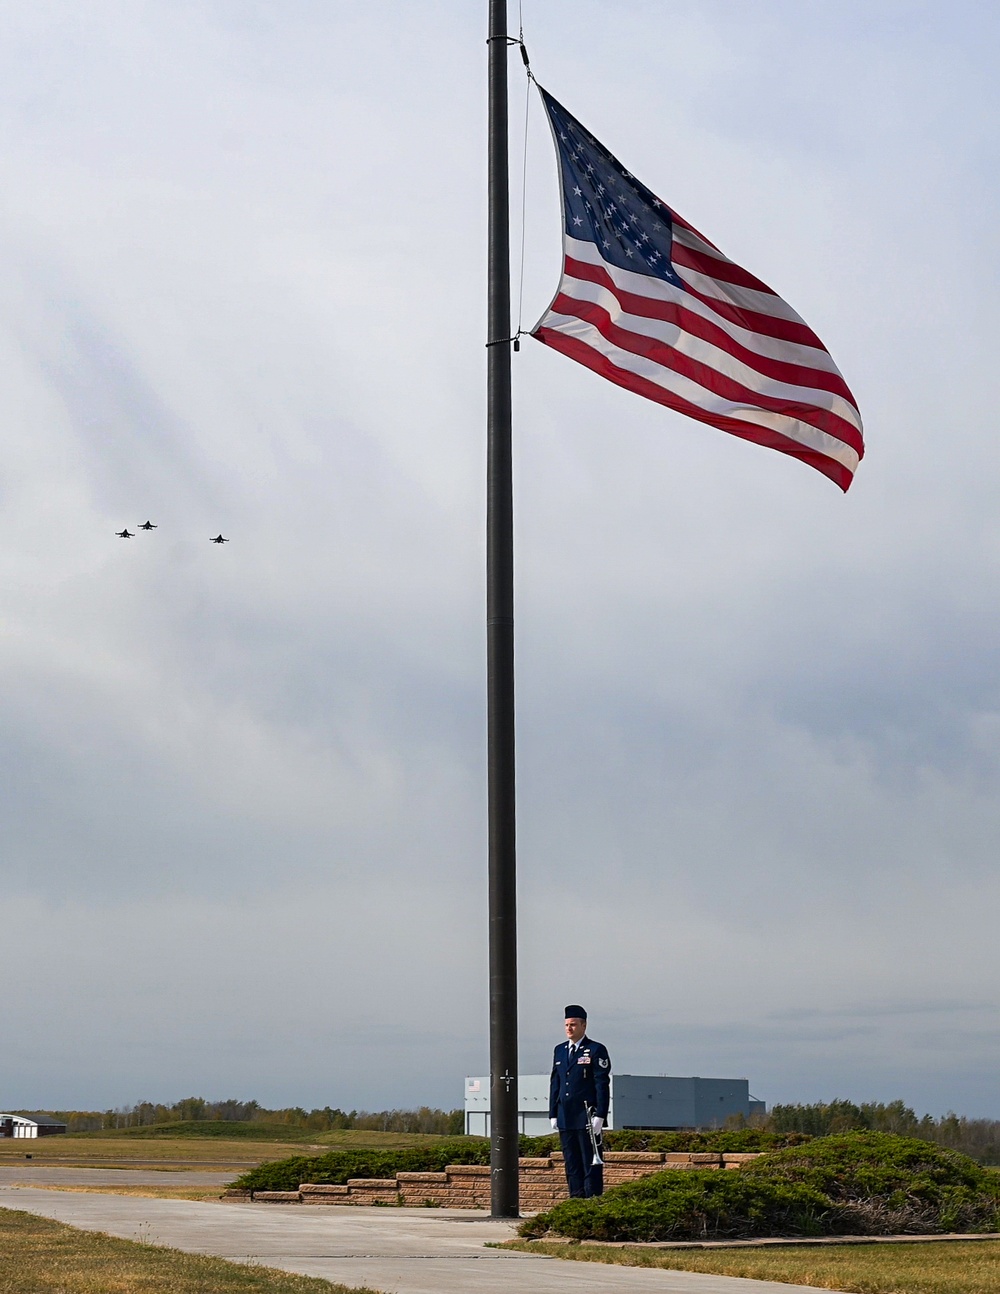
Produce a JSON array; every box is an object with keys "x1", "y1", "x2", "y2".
[{"x1": 531, "y1": 88, "x2": 864, "y2": 491}]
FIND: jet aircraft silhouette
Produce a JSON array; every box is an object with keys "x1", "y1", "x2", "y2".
[
  {"x1": 116, "y1": 529, "x2": 134, "y2": 539},
  {"x1": 138, "y1": 521, "x2": 157, "y2": 530},
  {"x1": 210, "y1": 534, "x2": 229, "y2": 544}
]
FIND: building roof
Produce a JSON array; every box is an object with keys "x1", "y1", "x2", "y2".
[{"x1": 0, "y1": 1113, "x2": 68, "y2": 1127}]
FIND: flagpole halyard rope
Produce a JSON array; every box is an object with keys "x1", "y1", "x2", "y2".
[
  {"x1": 486, "y1": 19, "x2": 533, "y2": 349},
  {"x1": 515, "y1": 58, "x2": 531, "y2": 340}
]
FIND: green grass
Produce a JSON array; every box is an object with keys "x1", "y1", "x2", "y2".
[
  {"x1": 503, "y1": 1238, "x2": 1000, "y2": 1294},
  {"x1": 68, "y1": 1125, "x2": 461, "y2": 1148},
  {"x1": 72, "y1": 1122, "x2": 332, "y2": 1142},
  {"x1": 0, "y1": 1205, "x2": 379, "y2": 1294}
]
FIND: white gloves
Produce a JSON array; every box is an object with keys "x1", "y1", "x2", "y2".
[{"x1": 548, "y1": 1116, "x2": 602, "y2": 1132}]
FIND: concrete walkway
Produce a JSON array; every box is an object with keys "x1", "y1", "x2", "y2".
[{"x1": 2, "y1": 1185, "x2": 849, "y2": 1294}]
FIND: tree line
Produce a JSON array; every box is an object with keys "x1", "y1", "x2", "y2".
[
  {"x1": 17, "y1": 1095, "x2": 1000, "y2": 1162},
  {"x1": 747, "y1": 1099, "x2": 1000, "y2": 1163},
  {"x1": 14, "y1": 1099, "x2": 464, "y2": 1136}
]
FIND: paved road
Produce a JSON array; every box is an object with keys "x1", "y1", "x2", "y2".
[{"x1": 2, "y1": 1186, "x2": 849, "y2": 1294}]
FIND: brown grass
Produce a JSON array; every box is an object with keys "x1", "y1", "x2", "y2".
[
  {"x1": 0, "y1": 1130, "x2": 451, "y2": 1171},
  {"x1": 0, "y1": 1205, "x2": 379, "y2": 1294},
  {"x1": 0, "y1": 1139, "x2": 289, "y2": 1169},
  {"x1": 3, "y1": 1183, "x2": 226, "y2": 1201},
  {"x1": 504, "y1": 1238, "x2": 1000, "y2": 1294}
]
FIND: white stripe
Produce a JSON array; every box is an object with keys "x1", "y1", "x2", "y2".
[
  {"x1": 563, "y1": 233, "x2": 806, "y2": 327},
  {"x1": 562, "y1": 237, "x2": 843, "y2": 375},
  {"x1": 672, "y1": 262, "x2": 808, "y2": 327},
  {"x1": 671, "y1": 225, "x2": 814, "y2": 327},
  {"x1": 548, "y1": 274, "x2": 863, "y2": 434},
  {"x1": 672, "y1": 224, "x2": 753, "y2": 275},
  {"x1": 540, "y1": 309, "x2": 860, "y2": 473}
]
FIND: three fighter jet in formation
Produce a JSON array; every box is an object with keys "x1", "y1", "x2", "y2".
[{"x1": 116, "y1": 523, "x2": 228, "y2": 543}]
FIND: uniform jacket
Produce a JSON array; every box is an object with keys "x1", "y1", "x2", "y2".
[{"x1": 548, "y1": 1036, "x2": 611, "y2": 1130}]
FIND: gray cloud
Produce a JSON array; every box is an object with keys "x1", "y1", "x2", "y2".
[{"x1": 1, "y1": 1, "x2": 999, "y2": 1119}]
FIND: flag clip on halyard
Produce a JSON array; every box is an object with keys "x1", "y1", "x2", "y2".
[{"x1": 530, "y1": 87, "x2": 864, "y2": 492}]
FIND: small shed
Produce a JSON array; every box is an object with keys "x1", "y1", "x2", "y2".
[{"x1": 0, "y1": 1114, "x2": 67, "y2": 1138}]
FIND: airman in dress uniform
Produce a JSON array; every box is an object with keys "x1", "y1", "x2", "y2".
[{"x1": 548, "y1": 1004, "x2": 611, "y2": 1197}]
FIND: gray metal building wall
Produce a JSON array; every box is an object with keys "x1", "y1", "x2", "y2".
[
  {"x1": 611, "y1": 1075, "x2": 752, "y2": 1130},
  {"x1": 464, "y1": 1074, "x2": 761, "y2": 1134}
]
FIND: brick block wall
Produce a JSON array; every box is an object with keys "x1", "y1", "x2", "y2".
[{"x1": 243, "y1": 1150, "x2": 761, "y2": 1210}]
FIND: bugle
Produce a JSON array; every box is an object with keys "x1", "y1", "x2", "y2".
[{"x1": 583, "y1": 1102, "x2": 604, "y2": 1167}]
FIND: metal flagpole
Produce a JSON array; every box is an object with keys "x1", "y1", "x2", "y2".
[{"x1": 486, "y1": 0, "x2": 519, "y2": 1219}]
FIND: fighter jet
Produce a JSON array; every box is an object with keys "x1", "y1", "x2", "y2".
[
  {"x1": 138, "y1": 520, "x2": 157, "y2": 530},
  {"x1": 116, "y1": 528, "x2": 134, "y2": 539},
  {"x1": 210, "y1": 534, "x2": 229, "y2": 544}
]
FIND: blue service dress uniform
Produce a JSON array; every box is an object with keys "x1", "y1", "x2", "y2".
[{"x1": 548, "y1": 1036, "x2": 611, "y2": 1197}]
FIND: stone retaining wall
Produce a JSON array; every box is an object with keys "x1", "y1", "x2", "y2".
[{"x1": 235, "y1": 1151, "x2": 761, "y2": 1210}]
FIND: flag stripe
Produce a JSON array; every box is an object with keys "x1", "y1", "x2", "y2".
[
  {"x1": 550, "y1": 290, "x2": 865, "y2": 455},
  {"x1": 562, "y1": 254, "x2": 856, "y2": 405},
  {"x1": 669, "y1": 237, "x2": 784, "y2": 298},
  {"x1": 531, "y1": 86, "x2": 864, "y2": 489},
  {"x1": 538, "y1": 311, "x2": 861, "y2": 471},
  {"x1": 673, "y1": 261, "x2": 827, "y2": 344},
  {"x1": 535, "y1": 325, "x2": 857, "y2": 491},
  {"x1": 668, "y1": 209, "x2": 723, "y2": 254},
  {"x1": 563, "y1": 239, "x2": 845, "y2": 375}
]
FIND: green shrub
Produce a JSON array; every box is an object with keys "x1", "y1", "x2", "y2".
[
  {"x1": 514, "y1": 1130, "x2": 810, "y2": 1157},
  {"x1": 521, "y1": 1132, "x2": 1000, "y2": 1242},
  {"x1": 231, "y1": 1130, "x2": 806, "y2": 1193},
  {"x1": 743, "y1": 1132, "x2": 1000, "y2": 1235},
  {"x1": 232, "y1": 1139, "x2": 491, "y2": 1192},
  {"x1": 603, "y1": 1129, "x2": 810, "y2": 1153},
  {"x1": 519, "y1": 1171, "x2": 831, "y2": 1241}
]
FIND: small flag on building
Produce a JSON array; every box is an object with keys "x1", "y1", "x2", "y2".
[{"x1": 531, "y1": 88, "x2": 864, "y2": 491}]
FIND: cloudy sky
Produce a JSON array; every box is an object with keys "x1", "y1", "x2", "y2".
[{"x1": 2, "y1": 0, "x2": 999, "y2": 1119}]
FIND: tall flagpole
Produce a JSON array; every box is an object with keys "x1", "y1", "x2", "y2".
[{"x1": 486, "y1": 0, "x2": 519, "y2": 1219}]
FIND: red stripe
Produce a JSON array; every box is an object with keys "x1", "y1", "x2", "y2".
[
  {"x1": 677, "y1": 276, "x2": 827, "y2": 350},
  {"x1": 672, "y1": 241, "x2": 831, "y2": 352},
  {"x1": 563, "y1": 257, "x2": 857, "y2": 406},
  {"x1": 566, "y1": 251, "x2": 823, "y2": 350},
  {"x1": 670, "y1": 239, "x2": 778, "y2": 297},
  {"x1": 668, "y1": 213, "x2": 830, "y2": 352},
  {"x1": 534, "y1": 327, "x2": 856, "y2": 491},
  {"x1": 549, "y1": 292, "x2": 865, "y2": 458},
  {"x1": 665, "y1": 208, "x2": 722, "y2": 255}
]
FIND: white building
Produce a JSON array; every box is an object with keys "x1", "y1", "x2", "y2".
[
  {"x1": 0, "y1": 1114, "x2": 67, "y2": 1138},
  {"x1": 464, "y1": 1075, "x2": 765, "y2": 1136}
]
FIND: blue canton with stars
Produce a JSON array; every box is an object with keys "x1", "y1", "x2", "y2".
[{"x1": 539, "y1": 87, "x2": 683, "y2": 290}]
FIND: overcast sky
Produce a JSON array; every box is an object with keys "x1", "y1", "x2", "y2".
[{"x1": 2, "y1": 0, "x2": 999, "y2": 1120}]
